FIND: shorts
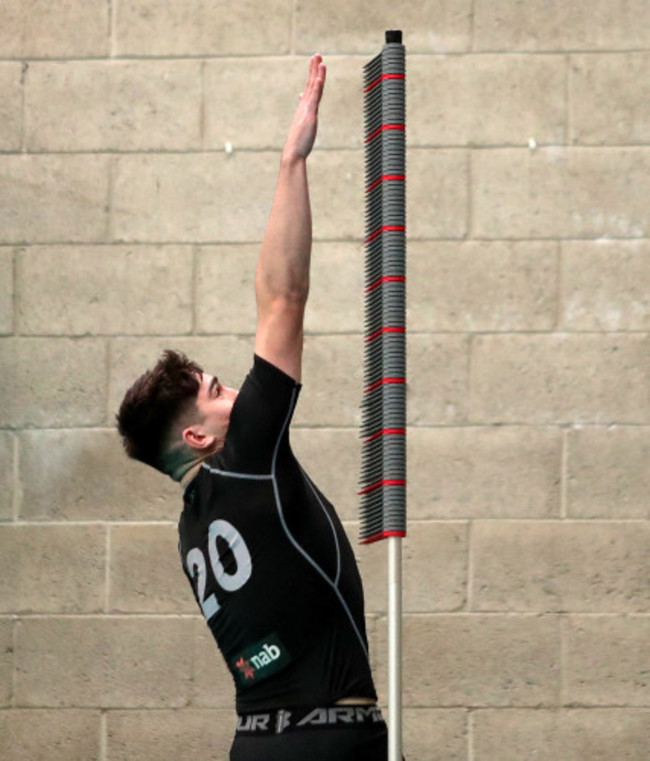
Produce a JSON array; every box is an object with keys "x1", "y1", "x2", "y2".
[{"x1": 230, "y1": 705, "x2": 389, "y2": 761}]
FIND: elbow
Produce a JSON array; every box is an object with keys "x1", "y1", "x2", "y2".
[
  {"x1": 256, "y1": 274, "x2": 309, "y2": 309},
  {"x1": 259, "y1": 293, "x2": 308, "y2": 327},
  {"x1": 280, "y1": 283, "x2": 309, "y2": 306},
  {"x1": 270, "y1": 290, "x2": 309, "y2": 315}
]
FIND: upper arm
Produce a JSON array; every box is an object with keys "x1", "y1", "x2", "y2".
[{"x1": 254, "y1": 297, "x2": 305, "y2": 383}]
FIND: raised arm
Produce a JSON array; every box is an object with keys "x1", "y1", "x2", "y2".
[{"x1": 254, "y1": 54, "x2": 327, "y2": 382}]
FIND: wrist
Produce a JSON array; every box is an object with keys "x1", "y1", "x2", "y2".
[{"x1": 280, "y1": 149, "x2": 308, "y2": 168}]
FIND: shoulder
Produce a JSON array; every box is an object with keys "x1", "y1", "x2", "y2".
[
  {"x1": 234, "y1": 354, "x2": 301, "y2": 426},
  {"x1": 249, "y1": 353, "x2": 302, "y2": 392},
  {"x1": 218, "y1": 355, "x2": 302, "y2": 471}
]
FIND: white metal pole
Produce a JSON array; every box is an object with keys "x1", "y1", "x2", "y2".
[{"x1": 387, "y1": 535, "x2": 403, "y2": 761}]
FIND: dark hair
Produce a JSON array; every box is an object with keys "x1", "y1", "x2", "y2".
[{"x1": 116, "y1": 350, "x2": 204, "y2": 473}]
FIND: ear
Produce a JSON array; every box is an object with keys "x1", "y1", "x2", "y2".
[{"x1": 181, "y1": 424, "x2": 216, "y2": 452}]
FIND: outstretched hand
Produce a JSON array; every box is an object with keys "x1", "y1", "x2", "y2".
[{"x1": 282, "y1": 54, "x2": 327, "y2": 162}]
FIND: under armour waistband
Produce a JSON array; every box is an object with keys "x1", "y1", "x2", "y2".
[{"x1": 236, "y1": 705, "x2": 384, "y2": 735}]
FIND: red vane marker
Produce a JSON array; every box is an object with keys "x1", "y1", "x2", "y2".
[
  {"x1": 364, "y1": 73, "x2": 405, "y2": 93},
  {"x1": 364, "y1": 428, "x2": 407, "y2": 443},
  {"x1": 365, "y1": 327, "x2": 405, "y2": 344},
  {"x1": 364, "y1": 377, "x2": 406, "y2": 393},
  {"x1": 359, "y1": 478, "x2": 407, "y2": 496},
  {"x1": 364, "y1": 225, "x2": 405, "y2": 244},
  {"x1": 366, "y1": 275, "x2": 406, "y2": 293},
  {"x1": 365, "y1": 123, "x2": 405, "y2": 144},
  {"x1": 366, "y1": 174, "x2": 406, "y2": 193},
  {"x1": 360, "y1": 530, "x2": 407, "y2": 546}
]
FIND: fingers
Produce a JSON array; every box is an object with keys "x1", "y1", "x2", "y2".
[
  {"x1": 297, "y1": 54, "x2": 327, "y2": 103},
  {"x1": 310, "y1": 53, "x2": 320, "y2": 81},
  {"x1": 304, "y1": 57, "x2": 325, "y2": 113},
  {"x1": 303, "y1": 54, "x2": 326, "y2": 100},
  {"x1": 308, "y1": 54, "x2": 320, "y2": 87},
  {"x1": 315, "y1": 59, "x2": 326, "y2": 93}
]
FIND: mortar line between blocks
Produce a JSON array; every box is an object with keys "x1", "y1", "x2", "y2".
[
  {"x1": 3, "y1": 144, "x2": 650, "y2": 155},
  {"x1": 105, "y1": 339, "x2": 113, "y2": 428},
  {"x1": 107, "y1": 155, "x2": 115, "y2": 243},
  {"x1": 19, "y1": 62, "x2": 28, "y2": 153},
  {"x1": 469, "y1": 0, "x2": 477, "y2": 53},
  {"x1": 467, "y1": 708, "x2": 475, "y2": 761},
  {"x1": 290, "y1": 0, "x2": 298, "y2": 55},
  {"x1": 11, "y1": 246, "x2": 19, "y2": 336},
  {"x1": 12, "y1": 429, "x2": 19, "y2": 523},
  {"x1": 555, "y1": 240, "x2": 564, "y2": 331},
  {"x1": 466, "y1": 333, "x2": 475, "y2": 423},
  {"x1": 561, "y1": 428, "x2": 569, "y2": 519},
  {"x1": 7, "y1": 50, "x2": 650, "y2": 64},
  {"x1": 4, "y1": 235, "x2": 650, "y2": 245},
  {"x1": 558, "y1": 615, "x2": 567, "y2": 709},
  {"x1": 466, "y1": 520, "x2": 475, "y2": 613},
  {"x1": 199, "y1": 59, "x2": 206, "y2": 150},
  {"x1": 100, "y1": 709, "x2": 108, "y2": 761},
  {"x1": 109, "y1": 0, "x2": 117, "y2": 59},
  {"x1": 466, "y1": 149, "x2": 474, "y2": 239},
  {"x1": 191, "y1": 246, "x2": 199, "y2": 334},
  {"x1": 565, "y1": 53, "x2": 573, "y2": 145},
  {"x1": 10, "y1": 616, "x2": 17, "y2": 707},
  {"x1": 105, "y1": 524, "x2": 111, "y2": 614}
]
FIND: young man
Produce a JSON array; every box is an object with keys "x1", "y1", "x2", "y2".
[{"x1": 117, "y1": 56, "x2": 388, "y2": 760}]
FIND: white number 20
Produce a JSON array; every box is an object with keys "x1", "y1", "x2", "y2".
[{"x1": 186, "y1": 519, "x2": 252, "y2": 622}]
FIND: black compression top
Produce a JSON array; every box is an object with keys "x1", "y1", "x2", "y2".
[{"x1": 178, "y1": 355, "x2": 377, "y2": 713}]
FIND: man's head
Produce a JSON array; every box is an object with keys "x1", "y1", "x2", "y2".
[{"x1": 116, "y1": 350, "x2": 238, "y2": 481}]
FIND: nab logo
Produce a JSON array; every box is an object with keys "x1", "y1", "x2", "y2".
[
  {"x1": 250, "y1": 643, "x2": 281, "y2": 671},
  {"x1": 232, "y1": 635, "x2": 290, "y2": 687}
]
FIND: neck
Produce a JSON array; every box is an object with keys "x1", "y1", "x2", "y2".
[
  {"x1": 179, "y1": 460, "x2": 203, "y2": 487},
  {"x1": 165, "y1": 444, "x2": 205, "y2": 485}
]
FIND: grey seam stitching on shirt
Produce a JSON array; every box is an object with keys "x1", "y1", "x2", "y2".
[
  {"x1": 271, "y1": 387, "x2": 370, "y2": 662},
  {"x1": 201, "y1": 463, "x2": 273, "y2": 480},
  {"x1": 300, "y1": 465, "x2": 342, "y2": 589}
]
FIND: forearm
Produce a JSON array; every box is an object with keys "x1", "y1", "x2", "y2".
[
  {"x1": 253, "y1": 54, "x2": 325, "y2": 380},
  {"x1": 256, "y1": 154, "x2": 312, "y2": 308}
]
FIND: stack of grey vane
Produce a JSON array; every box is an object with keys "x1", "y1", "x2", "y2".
[{"x1": 359, "y1": 30, "x2": 407, "y2": 544}]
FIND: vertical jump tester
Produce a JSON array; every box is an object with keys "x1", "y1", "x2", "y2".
[{"x1": 360, "y1": 30, "x2": 407, "y2": 761}]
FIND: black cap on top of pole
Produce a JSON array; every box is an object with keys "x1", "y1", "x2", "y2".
[{"x1": 385, "y1": 30, "x2": 402, "y2": 44}]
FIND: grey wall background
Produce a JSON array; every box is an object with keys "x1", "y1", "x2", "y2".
[{"x1": 1, "y1": 1, "x2": 650, "y2": 759}]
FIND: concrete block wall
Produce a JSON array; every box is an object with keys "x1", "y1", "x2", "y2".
[{"x1": 1, "y1": 1, "x2": 649, "y2": 758}]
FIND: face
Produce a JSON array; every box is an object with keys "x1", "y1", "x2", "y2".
[{"x1": 182, "y1": 373, "x2": 239, "y2": 454}]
